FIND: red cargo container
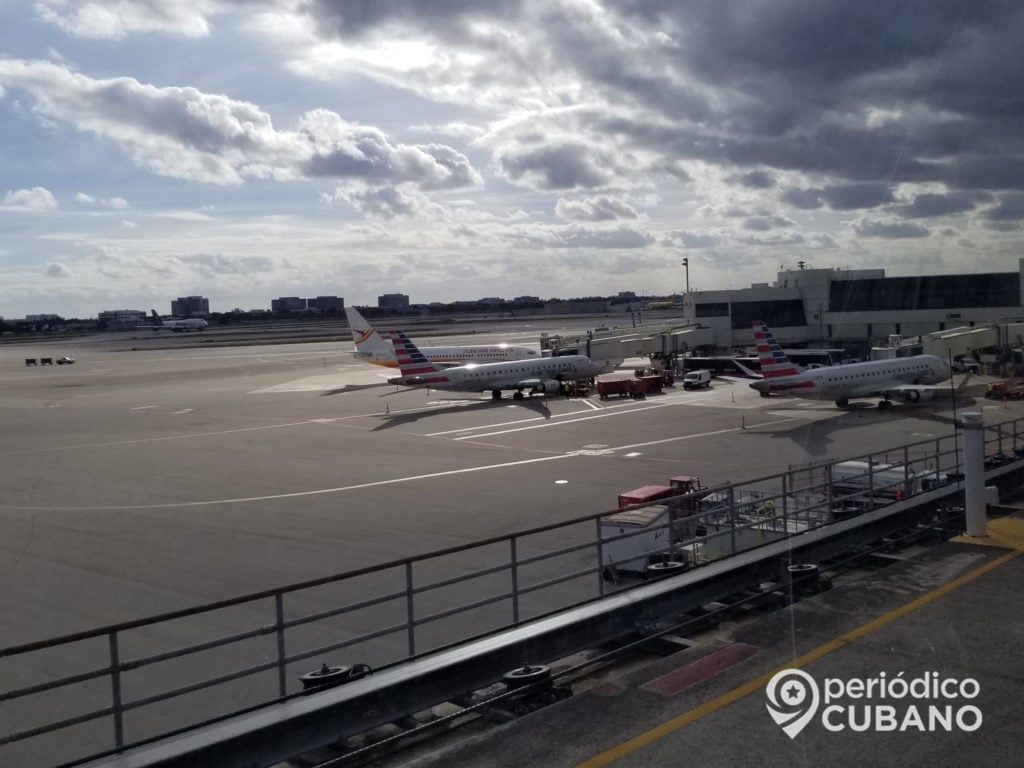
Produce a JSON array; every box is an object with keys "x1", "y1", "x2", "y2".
[
  {"x1": 617, "y1": 484, "x2": 674, "y2": 509},
  {"x1": 597, "y1": 378, "x2": 632, "y2": 399}
]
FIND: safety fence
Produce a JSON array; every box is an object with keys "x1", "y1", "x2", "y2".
[{"x1": 1, "y1": 416, "x2": 1022, "y2": 767}]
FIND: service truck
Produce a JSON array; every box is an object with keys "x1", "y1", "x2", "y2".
[{"x1": 682, "y1": 369, "x2": 712, "y2": 390}]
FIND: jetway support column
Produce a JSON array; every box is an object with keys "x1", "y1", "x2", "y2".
[{"x1": 961, "y1": 412, "x2": 987, "y2": 537}]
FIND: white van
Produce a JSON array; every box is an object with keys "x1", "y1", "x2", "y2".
[{"x1": 683, "y1": 369, "x2": 712, "y2": 390}]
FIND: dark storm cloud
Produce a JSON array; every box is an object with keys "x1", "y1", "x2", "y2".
[
  {"x1": 780, "y1": 188, "x2": 822, "y2": 210},
  {"x1": 498, "y1": 143, "x2": 615, "y2": 190},
  {"x1": 302, "y1": 0, "x2": 525, "y2": 40},
  {"x1": 819, "y1": 184, "x2": 894, "y2": 211},
  {"x1": 304, "y1": 142, "x2": 478, "y2": 188},
  {"x1": 737, "y1": 170, "x2": 776, "y2": 189},
  {"x1": 299, "y1": 0, "x2": 1024, "y2": 198},
  {"x1": 985, "y1": 192, "x2": 1024, "y2": 221},
  {"x1": 780, "y1": 183, "x2": 893, "y2": 211},
  {"x1": 606, "y1": 2, "x2": 1022, "y2": 193},
  {"x1": 892, "y1": 191, "x2": 993, "y2": 219}
]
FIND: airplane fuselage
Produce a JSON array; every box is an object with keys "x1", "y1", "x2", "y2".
[
  {"x1": 356, "y1": 343, "x2": 538, "y2": 367},
  {"x1": 391, "y1": 354, "x2": 609, "y2": 394},
  {"x1": 750, "y1": 355, "x2": 950, "y2": 402}
]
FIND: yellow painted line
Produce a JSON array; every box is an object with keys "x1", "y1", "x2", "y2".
[
  {"x1": 577, "y1": 548, "x2": 1021, "y2": 768},
  {"x1": 953, "y1": 516, "x2": 1024, "y2": 551}
]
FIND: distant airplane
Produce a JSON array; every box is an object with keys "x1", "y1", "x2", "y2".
[
  {"x1": 344, "y1": 306, "x2": 539, "y2": 368},
  {"x1": 137, "y1": 309, "x2": 208, "y2": 332},
  {"x1": 645, "y1": 295, "x2": 683, "y2": 310},
  {"x1": 386, "y1": 329, "x2": 610, "y2": 400},
  {"x1": 748, "y1": 320, "x2": 951, "y2": 409}
]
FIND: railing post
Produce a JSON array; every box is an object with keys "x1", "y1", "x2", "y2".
[
  {"x1": 510, "y1": 536, "x2": 520, "y2": 624},
  {"x1": 903, "y1": 446, "x2": 910, "y2": 495},
  {"x1": 275, "y1": 594, "x2": 287, "y2": 698},
  {"x1": 781, "y1": 473, "x2": 789, "y2": 532},
  {"x1": 405, "y1": 562, "x2": 416, "y2": 657},
  {"x1": 596, "y1": 517, "x2": 606, "y2": 596},
  {"x1": 728, "y1": 486, "x2": 737, "y2": 555},
  {"x1": 108, "y1": 631, "x2": 124, "y2": 748}
]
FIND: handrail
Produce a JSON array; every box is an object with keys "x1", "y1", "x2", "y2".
[{"x1": 2, "y1": 416, "x2": 1020, "y2": 766}]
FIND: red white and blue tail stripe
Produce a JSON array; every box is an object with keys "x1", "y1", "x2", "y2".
[
  {"x1": 388, "y1": 330, "x2": 452, "y2": 384},
  {"x1": 752, "y1": 320, "x2": 801, "y2": 378}
]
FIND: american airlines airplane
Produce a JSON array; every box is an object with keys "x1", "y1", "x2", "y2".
[
  {"x1": 386, "y1": 329, "x2": 610, "y2": 399},
  {"x1": 137, "y1": 309, "x2": 208, "y2": 332},
  {"x1": 345, "y1": 306, "x2": 539, "y2": 368},
  {"x1": 748, "y1": 321, "x2": 951, "y2": 408}
]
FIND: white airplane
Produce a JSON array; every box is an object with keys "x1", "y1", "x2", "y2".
[
  {"x1": 748, "y1": 321, "x2": 951, "y2": 409},
  {"x1": 386, "y1": 329, "x2": 610, "y2": 399},
  {"x1": 138, "y1": 309, "x2": 208, "y2": 332},
  {"x1": 344, "y1": 305, "x2": 539, "y2": 368}
]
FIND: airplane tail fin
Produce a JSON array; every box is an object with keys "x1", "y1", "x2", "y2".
[
  {"x1": 150, "y1": 309, "x2": 164, "y2": 325},
  {"x1": 388, "y1": 330, "x2": 451, "y2": 384},
  {"x1": 752, "y1": 321, "x2": 801, "y2": 379},
  {"x1": 345, "y1": 306, "x2": 394, "y2": 358}
]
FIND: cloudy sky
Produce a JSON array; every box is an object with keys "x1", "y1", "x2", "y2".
[{"x1": 1, "y1": 0, "x2": 1022, "y2": 317}]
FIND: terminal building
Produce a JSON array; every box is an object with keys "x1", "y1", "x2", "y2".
[{"x1": 676, "y1": 259, "x2": 1024, "y2": 355}]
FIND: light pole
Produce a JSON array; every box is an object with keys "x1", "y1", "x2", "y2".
[{"x1": 681, "y1": 256, "x2": 690, "y2": 295}]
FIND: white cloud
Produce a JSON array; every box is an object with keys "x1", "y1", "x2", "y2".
[
  {"x1": 3, "y1": 187, "x2": 59, "y2": 210},
  {"x1": 35, "y1": 0, "x2": 219, "y2": 39}
]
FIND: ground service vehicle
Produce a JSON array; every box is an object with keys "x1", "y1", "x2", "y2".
[{"x1": 683, "y1": 369, "x2": 711, "y2": 389}]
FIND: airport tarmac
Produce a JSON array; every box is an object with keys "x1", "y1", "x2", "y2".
[
  {"x1": 0, "y1": 324, "x2": 1017, "y2": 766},
  {"x1": 0, "y1": 326, "x2": 1009, "y2": 646}
]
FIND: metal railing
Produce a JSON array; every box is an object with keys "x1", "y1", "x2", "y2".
[{"x1": 2, "y1": 416, "x2": 1022, "y2": 767}]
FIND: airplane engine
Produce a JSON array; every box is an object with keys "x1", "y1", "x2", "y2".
[
  {"x1": 540, "y1": 379, "x2": 562, "y2": 395},
  {"x1": 898, "y1": 389, "x2": 934, "y2": 403}
]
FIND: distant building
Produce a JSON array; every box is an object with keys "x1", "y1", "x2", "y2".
[
  {"x1": 307, "y1": 296, "x2": 345, "y2": 312},
  {"x1": 271, "y1": 297, "x2": 307, "y2": 312},
  {"x1": 98, "y1": 309, "x2": 147, "y2": 329},
  {"x1": 378, "y1": 293, "x2": 410, "y2": 309},
  {"x1": 171, "y1": 296, "x2": 210, "y2": 317}
]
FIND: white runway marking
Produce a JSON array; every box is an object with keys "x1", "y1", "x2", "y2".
[
  {"x1": 0, "y1": 417, "x2": 797, "y2": 512},
  {"x1": 130, "y1": 405, "x2": 159, "y2": 410}
]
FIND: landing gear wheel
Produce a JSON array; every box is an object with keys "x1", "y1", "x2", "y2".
[
  {"x1": 760, "y1": 391, "x2": 771, "y2": 398},
  {"x1": 877, "y1": 400, "x2": 892, "y2": 410},
  {"x1": 491, "y1": 390, "x2": 502, "y2": 400},
  {"x1": 513, "y1": 391, "x2": 525, "y2": 400},
  {"x1": 835, "y1": 398, "x2": 849, "y2": 408}
]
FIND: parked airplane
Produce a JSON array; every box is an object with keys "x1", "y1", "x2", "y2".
[
  {"x1": 344, "y1": 306, "x2": 539, "y2": 368},
  {"x1": 748, "y1": 321, "x2": 951, "y2": 408},
  {"x1": 386, "y1": 329, "x2": 610, "y2": 399},
  {"x1": 138, "y1": 310, "x2": 208, "y2": 332}
]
